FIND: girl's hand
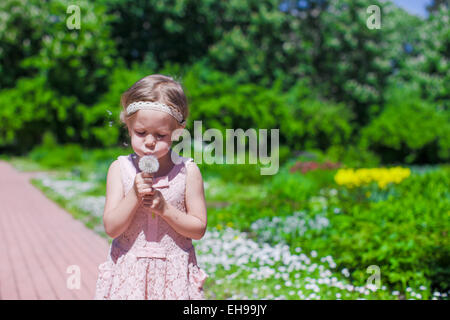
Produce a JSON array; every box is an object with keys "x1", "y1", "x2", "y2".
[
  {"x1": 134, "y1": 172, "x2": 154, "y2": 202},
  {"x1": 144, "y1": 189, "x2": 168, "y2": 217}
]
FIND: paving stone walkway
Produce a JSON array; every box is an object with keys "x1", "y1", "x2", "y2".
[{"x1": 0, "y1": 161, "x2": 110, "y2": 299}]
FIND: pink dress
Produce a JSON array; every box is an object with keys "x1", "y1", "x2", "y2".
[{"x1": 94, "y1": 150, "x2": 208, "y2": 300}]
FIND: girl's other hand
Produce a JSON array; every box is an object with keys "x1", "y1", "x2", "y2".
[{"x1": 134, "y1": 172, "x2": 154, "y2": 204}]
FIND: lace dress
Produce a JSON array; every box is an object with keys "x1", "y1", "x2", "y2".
[{"x1": 94, "y1": 150, "x2": 208, "y2": 300}]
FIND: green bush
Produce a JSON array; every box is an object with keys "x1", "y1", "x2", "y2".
[
  {"x1": 181, "y1": 62, "x2": 356, "y2": 158},
  {"x1": 27, "y1": 138, "x2": 131, "y2": 179},
  {"x1": 19, "y1": 0, "x2": 117, "y2": 104},
  {"x1": 360, "y1": 85, "x2": 450, "y2": 164},
  {"x1": 0, "y1": 76, "x2": 80, "y2": 153},
  {"x1": 78, "y1": 64, "x2": 150, "y2": 147},
  {"x1": 0, "y1": 0, "x2": 118, "y2": 152},
  {"x1": 28, "y1": 143, "x2": 83, "y2": 169},
  {"x1": 284, "y1": 81, "x2": 356, "y2": 151}
]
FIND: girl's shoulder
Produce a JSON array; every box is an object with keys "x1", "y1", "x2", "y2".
[
  {"x1": 170, "y1": 149, "x2": 195, "y2": 170},
  {"x1": 115, "y1": 154, "x2": 138, "y2": 179}
]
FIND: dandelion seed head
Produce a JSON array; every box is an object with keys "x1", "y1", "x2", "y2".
[{"x1": 139, "y1": 155, "x2": 159, "y2": 173}]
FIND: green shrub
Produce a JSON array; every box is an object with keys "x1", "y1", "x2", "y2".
[
  {"x1": 18, "y1": 0, "x2": 117, "y2": 104},
  {"x1": 0, "y1": 76, "x2": 80, "y2": 153},
  {"x1": 28, "y1": 143, "x2": 83, "y2": 169},
  {"x1": 360, "y1": 86, "x2": 450, "y2": 164}
]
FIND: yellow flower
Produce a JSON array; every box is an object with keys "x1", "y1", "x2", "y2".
[
  {"x1": 226, "y1": 222, "x2": 234, "y2": 228},
  {"x1": 216, "y1": 224, "x2": 223, "y2": 230},
  {"x1": 334, "y1": 167, "x2": 411, "y2": 189}
]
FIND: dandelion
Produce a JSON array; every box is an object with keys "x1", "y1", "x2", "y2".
[{"x1": 138, "y1": 155, "x2": 159, "y2": 174}]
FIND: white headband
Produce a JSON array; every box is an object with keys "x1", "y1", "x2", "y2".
[{"x1": 126, "y1": 101, "x2": 186, "y2": 126}]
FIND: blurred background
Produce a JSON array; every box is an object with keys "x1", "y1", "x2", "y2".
[{"x1": 0, "y1": 0, "x2": 448, "y2": 300}]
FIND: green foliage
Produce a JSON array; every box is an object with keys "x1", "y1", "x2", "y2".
[
  {"x1": 0, "y1": 64, "x2": 149, "y2": 151},
  {"x1": 27, "y1": 137, "x2": 130, "y2": 180},
  {"x1": 0, "y1": 76, "x2": 81, "y2": 152},
  {"x1": 19, "y1": 0, "x2": 117, "y2": 104},
  {"x1": 0, "y1": 0, "x2": 121, "y2": 151},
  {"x1": 98, "y1": 0, "x2": 288, "y2": 84},
  {"x1": 285, "y1": 81, "x2": 355, "y2": 151},
  {"x1": 29, "y1": 142, "x2": 84, "y2": 169},
  {"x1": 182, "y1": 62, "x2": 355, "y2": 158},
  {"x1": 0, "y1": 0, "x2": 116, "y2": 102},
  {"x1": 0, "y1": 0, "x2": 44, "y2": 88},
  {"x1": 360, "y1": 85, "x2": 450, "y2": 164},
  {"x1": 394, "y1": 5, "x2": 449, "y2": 108},
  {"x1": 328, "y1": 167, "x2": 450, "y2": 292},
  {"x1": 242, "y1": 165, "x2": 450, "y2": 293},
  {"x1": 325, "y1": 145, "x2": 381, "y2": 168},
  {"x1": 78, "y1": 64, "x2": 150, "y2": 147}
]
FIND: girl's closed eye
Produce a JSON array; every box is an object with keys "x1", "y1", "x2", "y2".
[{"x1": 135, "y1": 130, "x2": 166, "y2": 139}]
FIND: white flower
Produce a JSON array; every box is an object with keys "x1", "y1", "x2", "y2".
[
  {"x1": 138, "y1": 155, "x2": 159, "y2": 173},
  {"x1": 341, "y1": 268, "x2": 350, "y2": 277}
]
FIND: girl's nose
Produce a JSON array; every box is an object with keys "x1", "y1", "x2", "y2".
[{"x1": 145, "y1": 134, "x2": 156, "y2": 148}]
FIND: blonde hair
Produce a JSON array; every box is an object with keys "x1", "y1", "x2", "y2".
[{"x1": 119, "y1": 74, "x2": 188, "y2": 127}]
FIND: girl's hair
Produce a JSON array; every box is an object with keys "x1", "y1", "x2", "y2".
[{"x1": 119, "y1": 74, "x2": 188, "y2": 127}]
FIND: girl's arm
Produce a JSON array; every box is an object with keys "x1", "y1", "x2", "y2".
[
  {"x1": 102, "y1": 160, "x2": 140, "y2": 238},
  {"x1": 160, "y1": 161, "x2": 207, "y2": 240}
]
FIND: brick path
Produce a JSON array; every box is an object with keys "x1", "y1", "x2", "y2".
[{"x1": 0, "y1": 161, "x2": 110, "y2": 300}]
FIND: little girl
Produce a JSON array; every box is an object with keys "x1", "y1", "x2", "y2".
[{"x1": 94, "y1": 74, "x2": 208, "y2": 300}]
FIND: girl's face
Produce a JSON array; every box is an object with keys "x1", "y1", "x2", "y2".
[{"x1": 127, "y1": 109, "x2": 181, "y2": 160}]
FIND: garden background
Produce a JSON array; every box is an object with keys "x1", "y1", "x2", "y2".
[{"x1": 0, "y1": 0, "x2": 448, "y2": 300}]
